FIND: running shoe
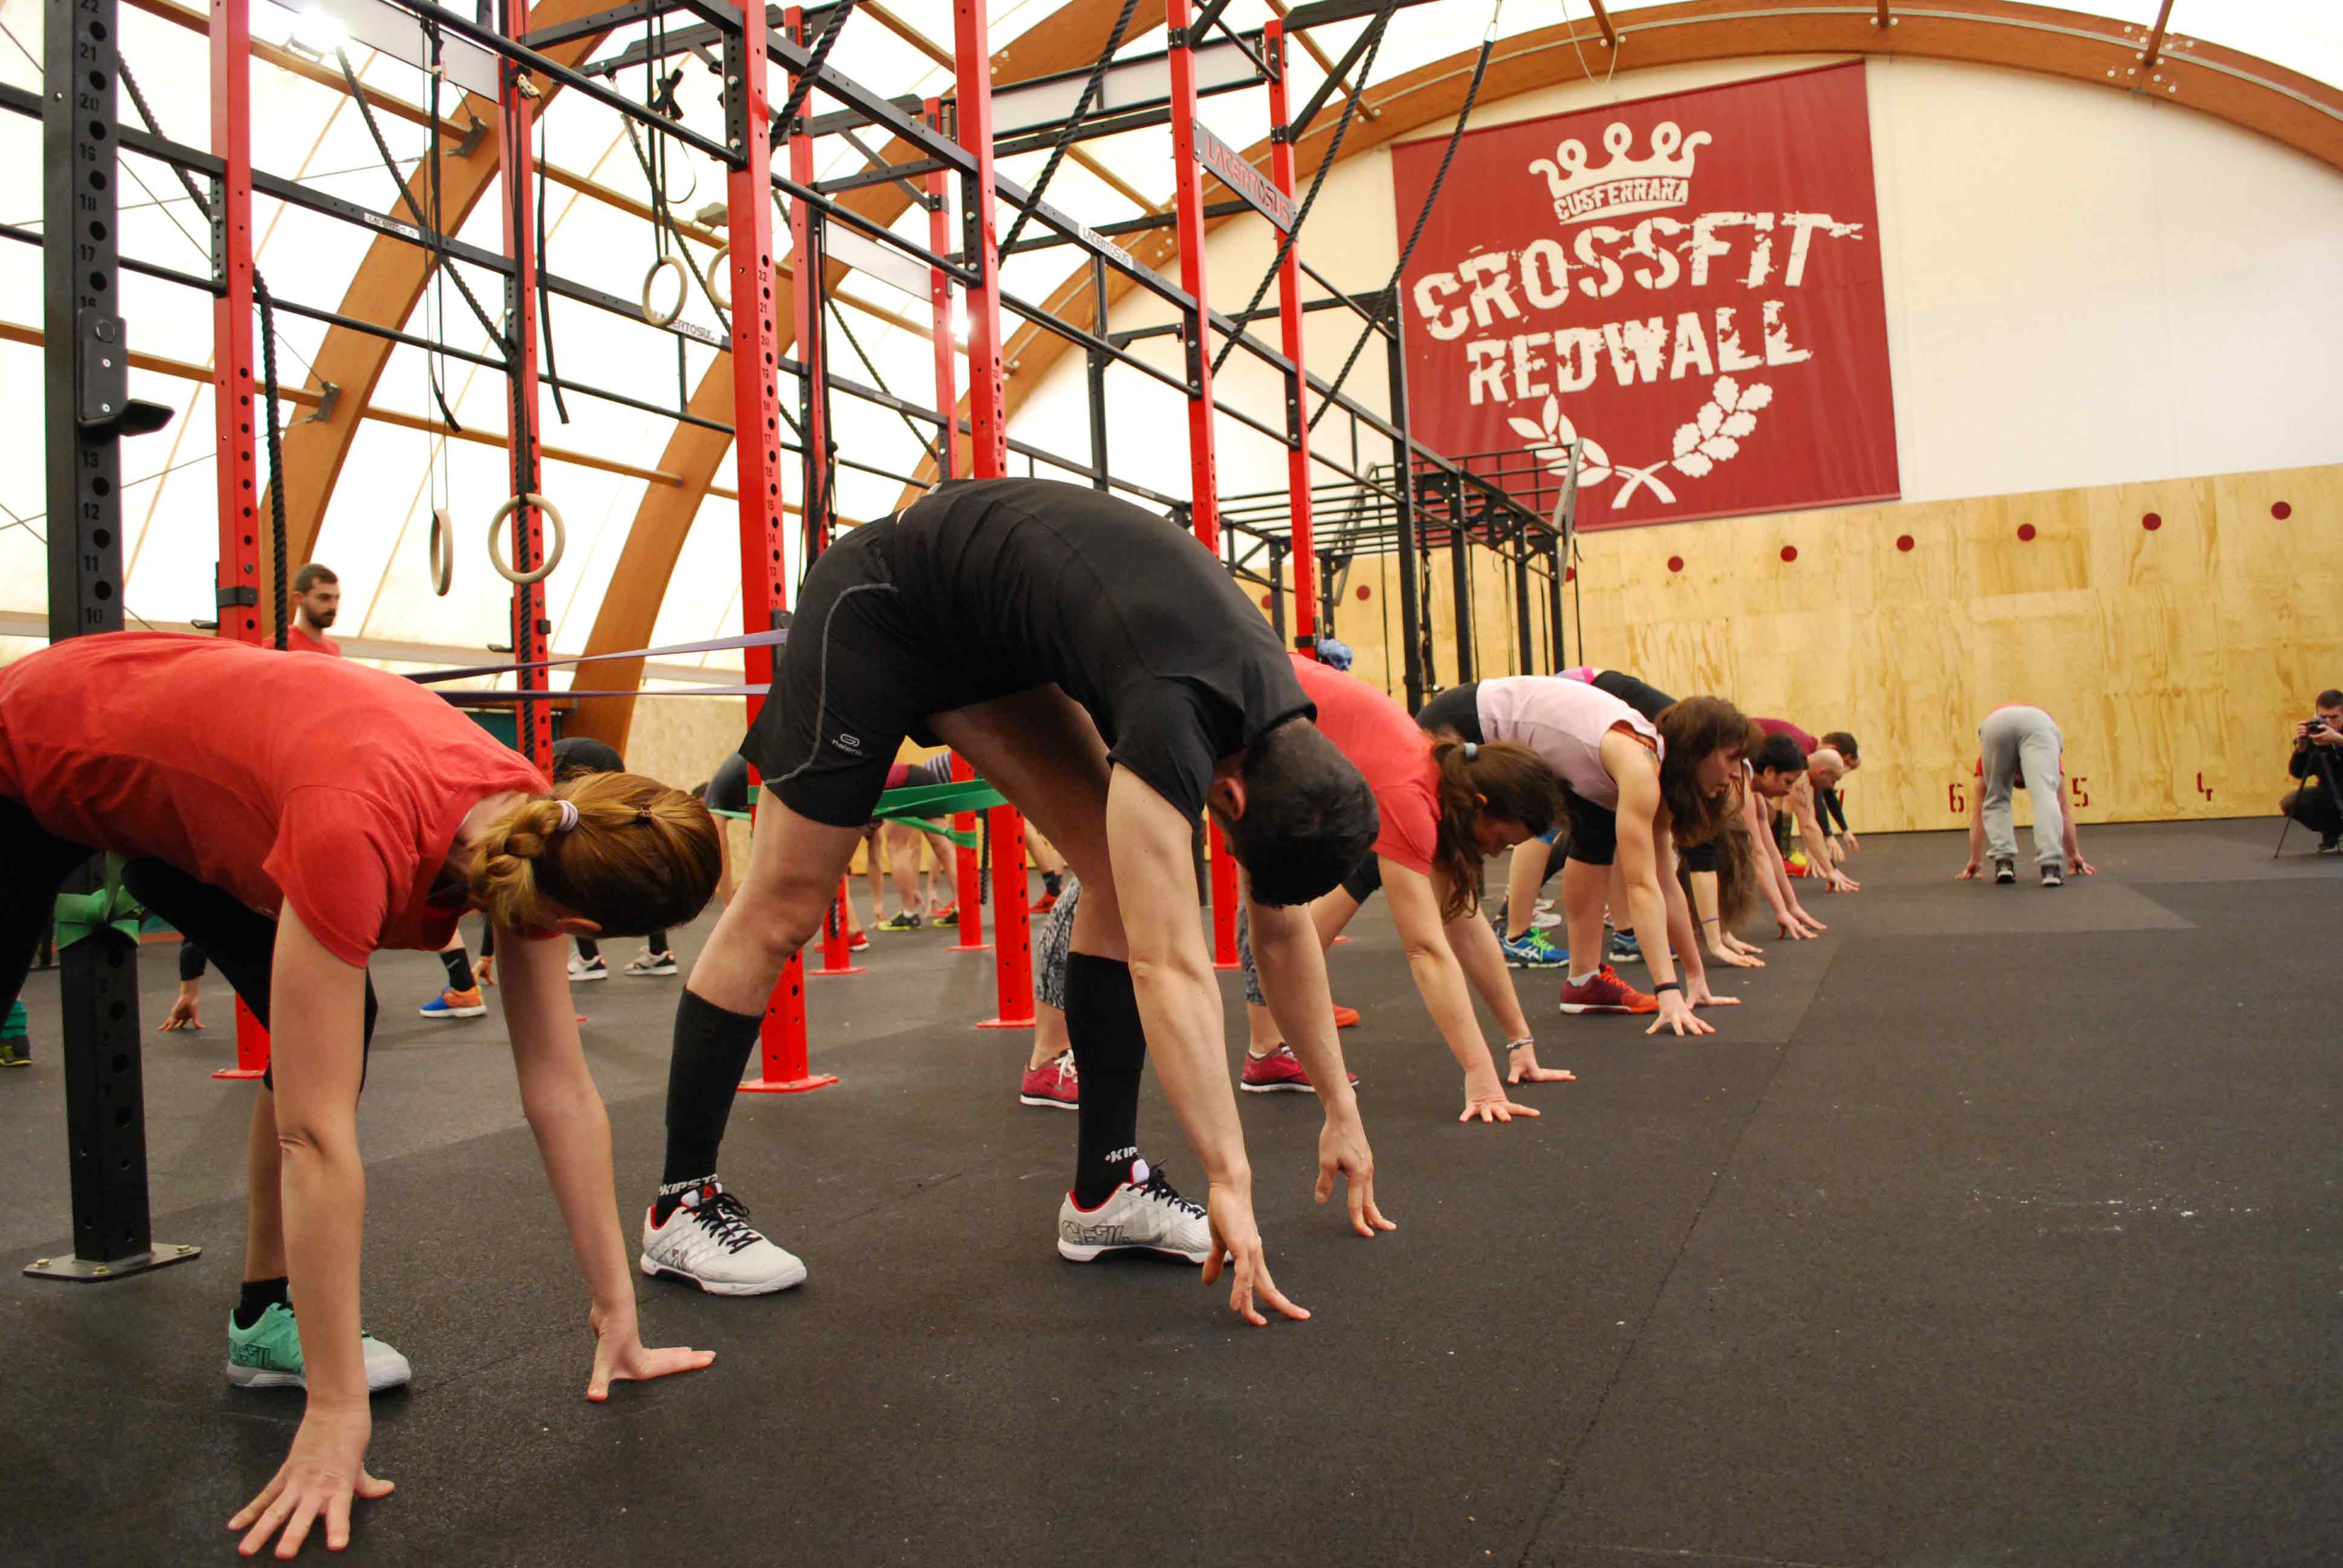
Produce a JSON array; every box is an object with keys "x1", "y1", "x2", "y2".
[
  {"x1": 1331, "y1": 1004, "x2": 1360, "y2": 1029},
  {"x1": 568, "y1": 953, "x2": 609, "y2": 983},
  {"x1": 1786, "y1": 850, "x2": 1812, "y2": 878},
  {"x1": 877, "y1": 911, "x2": 923, "y2": 933},
  {"x1": 931, "y1": 903, "x2": 958, "y2": 923},
  {"x1": 1032, "y1": 890, "x2": 1060, "y2": 915},
  {"x1": 624, "y1": 949, "x2": 679, "y2": 977},
  {"x1": 1240, "y1": 1044, "x2": 1358, "y2": 1093},
  {"x1": 639, "y1": 1181, "x2": 807, "y2": 1295},
  {"x1": 419, "y1": 986, "x2": 487, "y2": 1019},
  {"x1": 1, "y1": 1001, "x2": 27, "y2": 1067},
  {"x1": 1994, "y1": 859, "x2": 2016, "y2": 884},
  {"x1": 848, "y1": 930, "x2": 871, "y2": 952},
  {"x1": 1608, "y1": 930, "x2": 1642, "y2": 965},
  {"x1": 2321, "y1": 832, "x2": 2341, "y2": 854},
  {"x1": 1019, "y1": 1051, "x2": 1080, "y2": 1109},
  {"x1": 2041, "y1": 865, "x2": 2063, "y2": 888},
  {"x1": 225, "y1": 1301, "x2": 412, "y2": 1393},
  {"x1": 1531, "y1": 911, "x2": 1562, "y2": 929},
  {"x1": 1057, "y1": 1160, "x2": 1211, "y2": 1264},
  {"x1": 1501, "y1": 930, "x2": 1568, "y2": 968},
  {"x1": 1558, "y1": 965, "x2": 1658, "y2": 1015}
]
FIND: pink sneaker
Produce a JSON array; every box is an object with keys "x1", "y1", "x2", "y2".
[
  {"x1": 1240, "y1": 1045, "x2": 1359, "y2": 1094},
  {"x1": 1018, "y1": 1052, "x2": 1079, "y2": 1109},
  {"x1": 848, "y1": 930, "x2": 870, "y2": 952},
  {"x1": 1557, "y1": 964, "x2": 1658, "y2": 1015}
]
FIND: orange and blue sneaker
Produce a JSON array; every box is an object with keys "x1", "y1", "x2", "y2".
[
  {"x1": 1557, "y1": 965, "x2": 1658, "y2": 1015},
  {"x1": 419, "y1": 985, "x2": 487, "y2": 1019}
]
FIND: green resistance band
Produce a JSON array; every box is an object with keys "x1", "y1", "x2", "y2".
[{"x1": 53, "y1": 855, "x2": 144, "y2": 950}]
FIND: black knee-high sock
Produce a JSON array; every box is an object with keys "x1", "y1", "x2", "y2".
[
  {"x1": 661, "y1": 988, "x2": 766, "y2": 1200},
  {"x1": 439, "y1": 945, "x2": 473, "y2": 990},
  {"x1": 1064, "y1": 953, "x2": 1145, "y2": 1207}
]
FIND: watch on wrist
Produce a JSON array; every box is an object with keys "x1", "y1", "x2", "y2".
[{"x1": 1653, "y1": 980, "x2": 1683, "y2": 996}]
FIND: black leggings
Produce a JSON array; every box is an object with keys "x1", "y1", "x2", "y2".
[{"x1": 4, "y1": 796, "x2": 378, "y2": 1080}]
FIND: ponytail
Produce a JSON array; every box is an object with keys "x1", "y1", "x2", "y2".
[
  {"x1": 1425, "y1": 731, "x2": 1562, "y2": 921},
  {"x1": 467, "y1": 769, "x2": 721, "y2": 936}
]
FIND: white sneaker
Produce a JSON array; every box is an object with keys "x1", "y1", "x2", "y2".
[
  {"x1": 568, "y1": 953, "x2": 610, "y2": 982},
  {"x1": 624, "y1": 949, "x2": 679, "y2": 977},
  {"x1": 1057, "y1": 1160, "x2": 1212, "y2": 1264},
  {"x1": 639, "y1": 1181, "x2": 807, "y2": 1295},
  {"x1": 1530, "y1": 911, "x2": 1561, "y2": 929}
]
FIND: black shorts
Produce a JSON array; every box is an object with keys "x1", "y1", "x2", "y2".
[
  {"x1": 1591, "y1": 670, "x2": 1674, "y2": 722},
  {"x1": 744, "y1": 523, "x2": 1014, "y2": 829},
  {"x1": 1415, "y1": 682, "x2": 1483, "y2": 744},
  {"x1": 1682, "y1": 838, "x2": 1720, "y2": 873},
  {"x1": 1564, "y1": 794, "x2": 1619, "y2": 867},
  {"x1": 1340, "y1": 854, "x2": 1382, "y2": 905}
]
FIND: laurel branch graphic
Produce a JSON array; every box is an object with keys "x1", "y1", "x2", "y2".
[{"x1": 1511, "y1": 376, "x2": 1772, "y2": 509}]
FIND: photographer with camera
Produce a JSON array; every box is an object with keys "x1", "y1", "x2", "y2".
[{"x1": 2281, "y1": 689, "x2": 2343, "y2": 852}]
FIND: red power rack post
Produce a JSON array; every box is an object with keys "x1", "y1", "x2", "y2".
[
  {"x1": 1265, "y1": 22, "x2": 1316, "y2": 649},
  {"x1": 209, "y1": 0, "x2": 267, "y2": 1079},
  {"x1": 1166, "y1": 0, "x2": 1242, "y2": 970},
  {"x1": 812, "y1": 875, "x2": 865, "y2": 976},
  {"x1": 499, "y1": 0, "x2": 551, "y2": 777},
  {"x1": 926, "y1": 99, "x2": 986, "y2": 955},
  {"x1": 732, "y1": 0, "x2": 831, "y2": 1093},
  {"x1": 955, "y1": 0, "x2": 1032, "y2": 1031}
]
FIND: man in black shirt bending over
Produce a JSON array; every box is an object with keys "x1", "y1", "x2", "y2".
[{"x1": 644, "y1": 479, "x2": 1384, "y2": 1323}]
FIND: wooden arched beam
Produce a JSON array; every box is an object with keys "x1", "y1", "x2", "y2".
[
  {"x1": 278, "y1": 0, "x2": 620, "y2": 570},
  {"x1": 563, "y1": 0, "x2": 1169, "y2": 747},
  {"x1": 565, "y1": 0, "x2": 2343, "y2": 747},
  {"x1": 886, "y1": 0, "x2": 2343, "y2": 517}
]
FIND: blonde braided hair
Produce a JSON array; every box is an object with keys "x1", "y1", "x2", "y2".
[{"x1": 467, "y1": 769, "x2": 721, "y2": 936}]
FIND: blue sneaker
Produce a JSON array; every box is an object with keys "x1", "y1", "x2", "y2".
[
  {"x1": 1501, "y1": 930, "x2": 1568, "y2": 968},
  {"x1": 1608, "y1": 930, "x2": 1642, "y2": 965}
]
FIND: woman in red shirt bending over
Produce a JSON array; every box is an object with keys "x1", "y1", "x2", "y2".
[
  {"x1": 0, "y1": 633, "x2": 722, "y2": 1559},
  {"x1": 1237, "y1": 653, "x2": 1572, "y2": 1123}
]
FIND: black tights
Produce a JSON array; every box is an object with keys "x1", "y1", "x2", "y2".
[{"x1": 3, "y1": 796, "x2": 378, "y2": 1074}]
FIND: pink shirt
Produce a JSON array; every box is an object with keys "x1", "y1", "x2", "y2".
[{"x1": 1474, "y1": 676, "x2": 1660, "y2": 811}]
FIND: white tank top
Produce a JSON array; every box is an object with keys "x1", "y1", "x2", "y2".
[{"x1": 1475, "y1": 676, "x2": 1662, "y2": 811}]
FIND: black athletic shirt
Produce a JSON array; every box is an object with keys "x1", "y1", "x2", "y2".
[
  {"x1": 879, "y1": 479, "x2": 1311, "y2": 821},
  {"x1": 704, "y1": 751, "x2": 751, "y2": 813}
]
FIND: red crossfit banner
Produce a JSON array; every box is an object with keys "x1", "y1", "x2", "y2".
[{"x1": 1391, "y1": 62, "x2": 1898, "y2": 529}]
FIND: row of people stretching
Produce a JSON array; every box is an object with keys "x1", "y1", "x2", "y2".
[{"x1": 0, "y1": 477, "x2": 1827, "y2": 1556}]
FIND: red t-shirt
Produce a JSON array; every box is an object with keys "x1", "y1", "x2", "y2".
[
  {"x1": 1288, "y1": 653, "x2": 1438, "y2": 877},
  {"x1": 0, "y1": 633, "x2": 546, "y2": 965},
  {"x1": 285, "y1": 623, "x2": 342, "y2": 657},
  {"x1": 1754, "y1": 716, "x2": 1817, "y2": 753}
]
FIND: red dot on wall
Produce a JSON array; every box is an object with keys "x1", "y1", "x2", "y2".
[
  {"x1": 2142, "y1": 511, "x2": 2162, "y2": 531},
  {"x1": 1780, "y1": 545, "x2": 1798, "y2": 563},
  {"x1": 2017, "y1": 523, "x2": 2037, "y2": 542},
  {"x1": 1354, "y1": 584, "x2": 1372, "y2": 601},
  {"x1": 1666, "y1": 555, "x2": 1684, "y2": 573},
  {"x1": 1259, "y1": 593, "x2": 1274, "y2": 610},
  {"x1": 1896, "y1": 534, "x2": 1915, "y2": 552},
  {"x1": 2273, "y1": 501, "x2": 2293, "y2": 520}
]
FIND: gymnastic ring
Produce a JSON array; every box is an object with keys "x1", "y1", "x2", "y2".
[
  {"x1": 707, "y1": 243, "x2": 730, "y2": 312},
  {"x1": 428, "y1": 505, "x2": 454, "y2": 598},
  {"x1": 487, "y1": 493, "x2": 568, "y2": 586},
  {"x1": 640, "y1": 254, "x2": 687, "y2": 327}
]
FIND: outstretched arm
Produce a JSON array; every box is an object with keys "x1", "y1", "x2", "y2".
[
  {"x1": 1959, "y1": 777, "x2": 1987, "y2": 878},
  {"x1": 496, "y1": 927, "x2": 714, "y2": 1399},
  {"x1": 1382, "y1": 861, "x2": 1537, "y2": 1123},
  {"x1": 1607, "y1": 736, "x2": 1710, "y2": 1037},
  {"x1": 1247, "y1": 884, "x2": 1390, "y2": 1235},
  {"x1": 1107, "y1": 771, "x2": 1306, "y2": 1322}
]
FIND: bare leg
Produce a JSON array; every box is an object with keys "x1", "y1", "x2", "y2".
[
  {"x1": 885, "y1": 822, "x2": 924, "y2": 917},
  {"x1": 686, "y1": 798, "x2": 868, "y2": 1014},
  {"x1": 244, "y1": 1088, "x2": 287, "y2": 1282},
  {"x1": 1504, "y1": 843, "x2": 1548, "y2": 939},
  {"x1": 1031, "y1": 999, "x2": 1070, "y2": 1070},
  {"x1": 1561, "y1": 857, "x2": 1608, "y2": 977}
]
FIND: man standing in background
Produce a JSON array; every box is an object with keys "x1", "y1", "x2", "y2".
[{"x1": 283, "y1": 563, "x2": 344, "y2": 656}]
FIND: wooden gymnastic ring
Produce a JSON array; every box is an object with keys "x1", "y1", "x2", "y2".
[
  {"x1": 428, "y1": 505, "x2": 454, "y2": 597},
  {"x1": 487, "y1": 493, "x2": 567, "y2": 586},
  {"x1": 640, "y1": 254, "x2": 687, "y2": 327},
  {"x1": 708, "y1": 242, "x2": 730, "y2": 312}
]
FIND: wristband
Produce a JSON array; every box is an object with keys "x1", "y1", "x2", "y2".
[
  {"x1": 1653, "y1": 980, "x2": 1683, "y2": 996},
  {"x1": 1505, "y1": 1036, "x2": 1535, "y2": 1051}
]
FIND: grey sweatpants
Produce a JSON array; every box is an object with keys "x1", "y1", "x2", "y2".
[{"x1": 1979, "y1": 705, "x2": 2065, "y2": 868}]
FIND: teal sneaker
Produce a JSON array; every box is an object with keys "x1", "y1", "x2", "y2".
[
  {"x1": 1, "y1": 1001, "x2": 27, "y2": 1067},
  {"x1": 225, "y1": 1301, "x2": 413, "y2": 1392},
  {"x1": 1500, "y1": 930, "x2": 1568, "y2": 969}
]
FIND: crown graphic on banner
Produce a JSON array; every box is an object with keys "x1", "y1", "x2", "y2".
[{"x1": 1529, "y1": 121, "x2": 1712, "y2": 224}]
